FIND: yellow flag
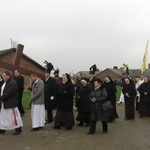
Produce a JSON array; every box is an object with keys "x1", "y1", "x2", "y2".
[{"x1": 140, "y1": 40, "x2": 149, "y2": 74}]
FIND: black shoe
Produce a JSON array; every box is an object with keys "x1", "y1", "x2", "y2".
[
  {"x1": 108, "y1": 119, "x2": 115, "y2": 123},
  {"x1": 31, "y1": 128, "x2": 39, "y2": 132},
  {"x1": 21, "y1": 113, "x2": 25, "y2": 117},
  {"x1": 102, "y1": 131, "x2": 107, "y2": 134},
  {"x1": 0, "y1": 129, "x2": 5, "y2": 134},
  {"x1": 65, "y1": 127, "x2": 72, "y2": 130},
  {"x1": 13, "y1": 130, "x2": 22, "y2": 135},
  {"x1": 87, "y1": 131, "x2": 95, "y2": 134},
  {"x1": 52, "y1": 126, "x2": 60, "y2": 130},
  {"x1": 45, "y1": 120, "x2": 53, "y2": 124},
  {"x1": 84, "y1": 123, "x2": 90, "y2": 127},
  {"x1": 77, "y1": 123, "x2": 83, "y2": 126},
  {"x1": 139, "y1": 115, "x2": 143, "y2": 118}
]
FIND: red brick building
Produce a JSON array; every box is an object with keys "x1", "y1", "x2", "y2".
[{"x1": 0, "y1": 44, "x2": 45, "y2": 87}]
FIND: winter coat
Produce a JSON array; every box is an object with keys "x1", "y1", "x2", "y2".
[
  {"x1": 139, "y1": 82, "x2": 150, "y2": 103},
  {"x1": 57, "y1": 81, "x2": 74, "y2": 112},
  {"x1": 78, "y1": 83, "x2": 92, "y2": 113},
  {"x1": 103, "y1": 81, "x2": 117, "y2": 105},
  {"x1": 30, "y1": 79, "x2": 45, "y2": 105},
  {"x1": 0, "y1": 78, "x2": 18, "y2": 109},
  {"x1": 44, "y1": 77, "x2": 57, "y2": 110},
  {"x1": 89, "y1": 85, "x2": 108, "y2": 121}
]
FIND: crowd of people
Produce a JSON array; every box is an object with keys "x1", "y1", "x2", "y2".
[{"x1": 0, "y1": 63, "x2": 150, "y2": 135}]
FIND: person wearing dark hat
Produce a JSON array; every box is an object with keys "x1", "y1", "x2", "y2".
[
  {"x1": 44, "y1": 61, "x2": 57, "y2": 124},
  {"x1": 54, "y1": 73, "x2": 75, "y2": 130},
  {"x1": 89, "y1": 65, "x2": 97, "y2": 90},
  {"x1": 54, "y1": 68, "x2": 59, "y2": 78}
]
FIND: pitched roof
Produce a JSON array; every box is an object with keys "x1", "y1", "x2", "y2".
[
  {"x1": 77, "y1": 71, "x2": 102, "y2": 77},
  {"x1": 77, "y1": 68, "x2": 150, "y2": 79},
  {"x1": 98, "y1": 68, "x2": 150, "y2": 77},
  {"x1": 104, "y1": 68, "x2": 123, "y2": 76},
  {"x1": 0, "y1": 48, "x2": 45, "y2": 70},
  {"x1": 0, "y1": 48, "x2": 15, "y2": 56}
]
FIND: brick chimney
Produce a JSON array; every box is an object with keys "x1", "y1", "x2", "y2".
[{"x1": 113, "y1": 66, "x2": 118, "y2": 69}]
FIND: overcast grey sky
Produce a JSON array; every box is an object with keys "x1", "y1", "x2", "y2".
[{"x1": 0, "y1": 0, "x2": 150, "y2": 75}]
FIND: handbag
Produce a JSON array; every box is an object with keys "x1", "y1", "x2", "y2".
[{"x1": 102, "y1": 101, "x2": 113, "y2": 110}]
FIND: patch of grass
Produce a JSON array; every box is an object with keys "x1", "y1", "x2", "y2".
[
  {"x1": 22, "y1": 90, "x2": 31, "y2": 109},
  {"x1": 116, "y1": 85, "x2": 121, "y2": 101}
]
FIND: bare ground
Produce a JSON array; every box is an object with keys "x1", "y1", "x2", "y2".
[{"x1": 0, "y1": 105, "x2": 150, "y2": 150}]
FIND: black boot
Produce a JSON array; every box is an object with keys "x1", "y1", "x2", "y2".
[
  {"x1": 13, "y1": 127, "x2": 22, "y2": 135},
  {"x1": 77, "y1": 122, "x2": 83, "y2": 126},
  {"x1": 0, "y1": 129, "x2": 5, "y2": 134}
]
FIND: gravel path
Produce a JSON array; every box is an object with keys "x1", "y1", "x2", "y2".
[{"x1": 0, "y1": 104, "x2": 150, "y2": 150}]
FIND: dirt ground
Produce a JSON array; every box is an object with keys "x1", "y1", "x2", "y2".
[{"x1": 0, "y1": 104, "x2": 150, "y2": 150}]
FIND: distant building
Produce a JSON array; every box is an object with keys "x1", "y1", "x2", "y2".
[{"x1": 76, "y1": 66, "x2": 150, "y2": 82}]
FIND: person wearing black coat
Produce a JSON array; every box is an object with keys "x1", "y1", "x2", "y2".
[
  {"x1": 88, "y1": 64, "x2": 98, "y2": 90},
  {"x1": 76, "y1": 78, "x2": 92, "y2": 126},
  {"x1": 54, "y1": 73, "x2": 75, "y2": 130},
  {"x1": 88, "y1": 72, "x2": 96, "y2": 90},
  {"x1": 122, "y1": 77, "x2": 136, "y2": 120},
  {"x1": 44, "y1": 71, "x2": 57, "y2": 124},
  {"x1": 138, "y1": 76, "x2": 150, "y2": 117},
  {"x1": 0, "y1": 71, "x2": 23, "y2": 135},
  {"x1": 103, "y1": 76, "x2": 119, "y2": 122},
  {"x1": 74, "y1": 72, "x2": 83, "y2": 109},
  {"x1": 13, "y1": 70, "x2": 25, "y2": 116}
]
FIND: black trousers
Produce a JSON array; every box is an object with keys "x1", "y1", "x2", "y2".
[
  {"x1": 89, "y1": 120, "x2": 108, "y2": 133},
  {"x1": 18, "y1": 91, "x2": 25, "y2": 114},
  {"x1": 47, "y1": 109, "x2": 53, "y2": 122},
  {"x1": 135, "y1": 96, "x2": 139, "y2": 111}
]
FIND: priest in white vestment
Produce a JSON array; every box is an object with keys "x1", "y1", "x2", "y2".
[{"x1": 0, "y1": 71, "x2": 23, "y2": 135}]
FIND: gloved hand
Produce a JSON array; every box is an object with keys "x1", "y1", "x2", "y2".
[{"x1": 50, "y1": 96, "x2": 54, "y2": 100}]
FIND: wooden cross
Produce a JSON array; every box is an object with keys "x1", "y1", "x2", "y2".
[{"x1": 0, "y1": 44, "x2": 44, "y2": 78}]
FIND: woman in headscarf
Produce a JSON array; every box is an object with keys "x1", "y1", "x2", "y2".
[
  {"x1": 87, "y1": 78, "x2": 109, "y2": 134},
  {"x1": 76, "y1": 78, "x2": 92, "y2": 126},
  {"x1": 54, "y1": 73, "x2": 75, "y2": 130},
  {"x1": 103, "y1": 76, "x2": 119, "y2": 122},
  {"x1": 138, "y1": 76, "x2": 150, "y2": 118},
  {"x1": 122, "y1": 77, "x2": 136, "y2": 120}
]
